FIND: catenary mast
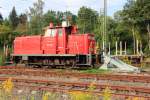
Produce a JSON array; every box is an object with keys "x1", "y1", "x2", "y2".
[{"x1": 103, "y1": 0, "x2": 107, "y2": 54}]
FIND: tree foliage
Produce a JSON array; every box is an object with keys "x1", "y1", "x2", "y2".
[
  {"x1": 114, "y1": 11, "x2": 133, "y2": 49},
  {"x1": 9, "y1": 7, "x2": 19, "y2": 30},
  {"x1": 43, "y1": 10, "x2": 60, "y2": 27},
  {"x1": 19, "y1": 14, "x2": 27, "y2": 24},
  {"x1": 28, "y1": 0, "x2": 44, "y2": 34},
  {"x1": 0, "y1": 13, "x2": 3, "y2": 24},
  {"x1": 77, "y1": 6, "x2": 98, "y2": 33},
  {"x1": 43, "y1": 10, "x2": 77, "y2": 27},
  {"x1": 15, "y1": 13, "x2": 28, "y2": 33},
  {"x1": 119, "y1": 0, "x2": 150, "y2": 53},
  {"x1": 0, "y1": 24, "x2": 11, "y2": 34}
]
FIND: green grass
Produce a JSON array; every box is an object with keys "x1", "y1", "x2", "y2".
[
  {"x1": 79, "y1": 69, "x2": 111, "y2": 74},
  {"x1": 45, "y1": 68, "x2": 111, "y2": 75},
  {"x1": 0, "y1": 56, "x2": 3, "y2": 65},
  {"x1": 0, "y1": 54, "x2": 3, "y2": 66}
]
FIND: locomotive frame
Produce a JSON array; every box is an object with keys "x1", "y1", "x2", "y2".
[{"x1": 12, "y1": 54, "x2": 101, "y2": 68}]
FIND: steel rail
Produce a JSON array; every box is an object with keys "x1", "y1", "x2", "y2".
[
  {"x1": 0, "y1": 77, "x2": 150, "y2": 94},
  {"x1": 13, "y1": 84, "x2": 150, "y2": 100},
  {"x1": 0, "y1": 68, "x2": 150, "y2": 83}
]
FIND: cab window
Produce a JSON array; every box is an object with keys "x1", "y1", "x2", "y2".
[
  {"x1": 45, "y1": 29, "x2": 56, "y2": 37},
  {"x1": 58, "y1": 28, "x2": 63, "y2": 36}
]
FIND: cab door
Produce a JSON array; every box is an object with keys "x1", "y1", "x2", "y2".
[
  {"x1": 43, "y1": 29, "x2": 57, "y2": 54},
  {"x1": 57, "y1": 28, "x2": 67, "y2": 54}
]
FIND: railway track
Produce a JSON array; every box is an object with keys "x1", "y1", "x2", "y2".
[
  {"x1": 0, "y1": 66, "x2": 150, "y2": 83},
  {"x1": 15, "y1": 84, "x2": 150, "y2": 100},
  {"x1": 0, "y1": 77, "x2": 150, "y2": 99},
  {"x1": 0, "y1": 66, "x2": 150, "y2": 99},
  {"x1": 0, "y1": 77, "x2": 150, "y2": 94}
]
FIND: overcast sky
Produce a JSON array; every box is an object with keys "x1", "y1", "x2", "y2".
[{"x1": 0, "y1": 0, "x2": 127, "y2": 18}]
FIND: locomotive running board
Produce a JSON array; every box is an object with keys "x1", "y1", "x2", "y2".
[{"x1": 12, "y1": 54, "x2": 76, "y2": 57}]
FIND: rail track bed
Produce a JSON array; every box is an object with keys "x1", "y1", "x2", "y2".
[
  {"x1": 0, "y1": 66, "x2": 150, "y2": 99},
  {"x1": 14, "y1": 83, "x2": 150, "y2": 100},
  {"x1": 0, "y1": 76, "x2": 150, "y2": 99},
  {"x1": 0, "y1": 66, "x2": 150, "y2": 83}
]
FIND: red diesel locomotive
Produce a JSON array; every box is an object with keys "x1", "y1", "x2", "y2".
[{"x1": 12, "y1": 22, "x2": 101, "y2": 68}]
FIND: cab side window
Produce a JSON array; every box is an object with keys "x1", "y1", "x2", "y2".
[
  {"x1": 50, "y1": 29, "x2": 56, "y2": 36},
  {"x1": 45, "y1": 29, "x2": 56, "y2": 37},
  {"x1": 58, "y1": 28, "x2": 63, "y2": 36}
]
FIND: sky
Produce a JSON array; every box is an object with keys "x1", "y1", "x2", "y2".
[{"x1": 0, "y1": 0, "x2": 127, "y2": 18}]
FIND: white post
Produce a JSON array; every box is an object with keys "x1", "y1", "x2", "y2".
[
  {"x1": 136, "y1": 40, "x2": 139, "y2": 55},
  {"x1": 120, "y1": 41, "x2": 122, "y2": 55},
  {"x1": 116, "y1": 41, "x2": 118, "y2": 55},
  {"x1": 103, "y1": 41, "x2": 105, "y2": 55},
  {"x1": 140, "y1": 41, "x2": 142, "y2": 54},
  {"x1": 3, "y1": 44, "x2": 6, "y2": 56},
  {"x1": 108, "y1": 42, "x2": 110, "y2": 55},
  {"x1": 125, "y1": 42, "x2": 127, "y2": 55}
]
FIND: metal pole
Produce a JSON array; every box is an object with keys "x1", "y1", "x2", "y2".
[
  {"x1": 120, "y1": 41, "x2": 122, "y2": 55},
  {"x1": 104, "y1": 0, "x2": 107, "y2": 54},
  {"x1": 116, "y1": 41, "x2": 118, "y2": 55},
  {"x1": 109, "y1": 42, "x2": 110, "y2": 55},
  {"x1": 136, "y1": 39, "x2": 139, "y2": 55},
  {"x1": 125, "y1": 42, "x2": 127, "y2": 55},
  {"x1": 103, "y1": 41, "x2": 105, "y2": 55}
]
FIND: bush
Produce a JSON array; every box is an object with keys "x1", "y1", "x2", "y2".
[{"x1": 0, "y1": 55, "x2": 4, "y2": 65}]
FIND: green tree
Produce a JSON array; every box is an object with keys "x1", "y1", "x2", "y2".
[
  {"x1": 114, "y1": 11, "x2": 133, "y2": 53},
  {"x1": 9, "y1": 7, "x2": 19, "y2": 30},
  {"x1": 15, "y1": 13, "x2": 28, "y2": 33},
  {"x1": 0, "y1": 24, "x2": 11, "y2": 34},
  {"x1": 43, "y1": 10, "x2": 77, "y2": 27},
  {"x1": 0, "y1": 13, "x2": 3, "y2": 24},
  {"x1": 120, "y1": 0, "x2": 150, "y2": 53},
  {"x1": 77, "y1": 6, "x2": 98, "y2": 33},
  {"x1": 93, "y1": 13, "x2": 118, "y2": 51},
  {"x1": 63, "y1": 11, "x2": 77, "y2": 25},
  {"x1": 19, "y1": 14, "x2": 27, "y2": 24},
  {"x1": 43, "y1": 10, "x2": 59, "y2": 27},
  {"x1": 0, "y1": 18, "x2": 11, "y2": 48},
  {"x1": 3, "y1": 19, "x2": 10, "y2": 27},
  {"x1": 28, "y1": 0, "x2": 44, "y2": 34}
]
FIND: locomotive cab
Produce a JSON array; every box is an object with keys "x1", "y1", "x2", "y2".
[
  {"x1": 44, "y1": 21, "x2": 77, "y2": 37},
  {"x1": 44, "y1": 23, "x2": 63, "y2": 37}
]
